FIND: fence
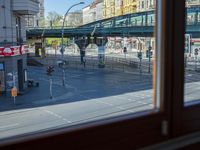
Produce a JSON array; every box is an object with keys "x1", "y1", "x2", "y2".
[{"x1": 31, "y1": 54, "x2": 153, "y2": 74}]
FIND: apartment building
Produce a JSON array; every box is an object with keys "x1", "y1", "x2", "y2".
[
  {"x1": 0, "y1": 0, "x2": 39, "y2": 94},
  {"x1": 65, "y1": 11, "x2": 83, "y2": 27},
  {"x1": 83, "y1": 0, "x2": 103, "y2": 24},
  {"x1": 115, "y1": 0, "x2": 123, "y2": 16},
  {"x1": 26, "y1": 0, "x2": 44, "y2": 27},
  {"x1": 123, "y1": 0, "x2": 137, "y2": 14},
  {"x1": 137, "y1": 0, "x2": 156, "y2": 12},
  {"x1": 103, "y1": 0, "x2": 115, "y2": 18}
]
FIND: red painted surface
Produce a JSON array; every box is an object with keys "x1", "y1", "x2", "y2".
[{"x1": 0, "y1": 45, "x2": 29, "y2": 57}]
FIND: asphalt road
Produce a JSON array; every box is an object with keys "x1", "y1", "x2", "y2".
[
  {"x1": 0, "y1": 66, "x2": 199, "y2": 140},
  {"x1": 0, "y1": 66, "x2": 153, "y2": 140}
]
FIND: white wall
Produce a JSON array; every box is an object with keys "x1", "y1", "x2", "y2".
[
  {"x1": 0, "y1": 0, "x2": 39, "y2": 45},
  {"x1": 96, "y1": 2, "x2": 103, "y2": 21},
  {"x1": 83, "y1": 6, "x2": 91, "y2": 24}
]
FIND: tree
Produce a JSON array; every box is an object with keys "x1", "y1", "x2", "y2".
[
  {"x1": 46, "y1": 11, "x2": 62, "y2": 27},
  {"x1": 39, "y1": 17, "x2": 46, "y2": 27}
]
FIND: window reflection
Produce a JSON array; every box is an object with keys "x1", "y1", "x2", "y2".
[
  {"x1": 185, "y1": 1, "x2": 200, "y2": 104},
  {"x1": 0, "y1": 0, "x2": 159, "y2": 140}
]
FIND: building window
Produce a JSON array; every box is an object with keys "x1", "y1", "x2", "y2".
[
  {"x1": 36, "y1": 20, "x2": 39, "y2": 27},
  {"x1": 142, "y1": 1, "x2": 144, "y2": 9}
]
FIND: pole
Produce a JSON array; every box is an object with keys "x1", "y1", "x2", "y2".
[
  {"x1": 13, "y1": 72, "x2": 16, "y2": 104},
  {"x1": 140, "y1": 43, "x2": 142, "y2": 73},
  {"x1": 148, "y1": 46, "x2": 152, "y2": 73},
  {"x1": 61, "y1": 2, "x2": 84, "y2": 86},
  {"x1": 184, "y1": 54, "x2": 187, "y2": 69},
  {"x1": 195, "y1": 55, "x2": 197, "y2": 71},
  {"x1": 13, "y1": 71, "x2": 15, "y2": 87},
  {"x1": 14, "y1": 96, "x2": 16, "y2": 104},
  {"x1": 148, "y1": 51, "x2": 151, "y2": 73},
  {"x1": 148, "y1": 38, "x2": 152, "y2": 73},
  {"x1": 49, "y1": 77, "x2": 52, "y2": 99}
]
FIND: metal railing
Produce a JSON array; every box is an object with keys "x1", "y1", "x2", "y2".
[{"x1": 30, "y1": 54, "x2": 153, "y2": 74}]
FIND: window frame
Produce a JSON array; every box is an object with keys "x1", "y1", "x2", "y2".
[
  {"x1": 1, "y1": 0, "x2": 196, "y2": 149},
  {"x1": 171, "y1": 0, "x2": 200, "y2": 137}
]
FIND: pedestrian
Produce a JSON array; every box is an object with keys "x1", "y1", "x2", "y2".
[{"x1": 83, "y1": 56, "x2": 86, "y2": 68}]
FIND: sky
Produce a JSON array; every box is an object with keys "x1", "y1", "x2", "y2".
[{"x1": 44, "y1": 0, "x2": 93, "y2": 17}]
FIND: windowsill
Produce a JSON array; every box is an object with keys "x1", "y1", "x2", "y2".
[{"x1": 0, "y1": 108, "x2": 160, "y2": 147}]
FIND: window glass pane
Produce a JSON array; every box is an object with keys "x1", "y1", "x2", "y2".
[
  {"x1": 0, "y1": 0, "x2": 159, "y2": 140},
  {"x1": 185, "y1": 1, "x2": 200, "y2": 105}
]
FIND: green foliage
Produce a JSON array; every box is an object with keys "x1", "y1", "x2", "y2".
[{"x1": 46, "y1": 11, "x2": 62, "y2": 27}]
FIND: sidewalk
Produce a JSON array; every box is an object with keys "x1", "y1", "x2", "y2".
[{"x1": 0, "y1": 77, "x2": 75, "y2": 112}]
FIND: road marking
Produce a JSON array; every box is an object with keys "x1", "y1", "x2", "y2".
[
  {"x1": 42, "y1": 109, "x2": 72, "y2": 123},
  {"x1": 95, "y1": 100, "x2": 113, "y2": 106},
  {"x1": 186, "y1": 74, "x2": 192, "y2": 77},
  {"x1": 117, "y1": 106, "x2": 134, "y2": 113},
  {"x1": 125, "y1": 109, "x2": 134, "y2": 113},
  {"x1": 136, "y1": 101, "x2": 149, "y2": 105},
  {"x1": 0, "y1": 123, "x2": 19, "y2": 130},
  {"x1": 128, "y1": 99, "x2": 136, "y2": 101}
]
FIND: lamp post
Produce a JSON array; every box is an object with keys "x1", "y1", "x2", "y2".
[{"x1": 60, "y1": 2, "x2": 85, "y2": 86}]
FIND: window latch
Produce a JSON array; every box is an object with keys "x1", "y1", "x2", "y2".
[{"x1": 161, "y1": 120, "x2": 168, "y2": 136}]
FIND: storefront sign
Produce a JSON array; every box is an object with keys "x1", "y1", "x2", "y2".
[
  {"x1": 20, "y1": 45, "x2": 29, "y2": 54},
  {"x1": 0, "y1": 45, "x2": 29, "y2": 57},
  {"x1": 0, "y1": 47, "x2": 4, "y2": 56}
]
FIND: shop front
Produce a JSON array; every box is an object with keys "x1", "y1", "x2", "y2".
[{"x1": 0, "y1": 45, "x2": 29, "y2": 96}]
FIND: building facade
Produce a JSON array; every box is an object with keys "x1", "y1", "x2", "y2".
[
  {"x1": 123, "y1": 0, "x2": 137, "y2": 15},
  {"x1": 65, "y1": 11, "x2": 83, "y2": 27},
  {"x1": 103, "y1": 0, "x2": 115, "y2": 19},
  {"x1": 186, "y1": 0, "x2": 200, "y2": 7},
  {"x1": 26, "y1": 0, "x2": 44, "y2": 27},
  {"x1": 0, "y1": 0, "x2": 39, "y2": 95},
  {"x1": 103, "y1": 0, "x2": 137, "y2": 18},
  {"x1": 137, "y1": 0, "x2": 156, "y2": 12},
  {"x1": 82, "y1": 5, "x2": 91, "y2": 24},
  {"x1": 96, "y1": 0, "x2": 104, "y2": 21},
  {"x1": 82, "y1": 0, "x2": 103, "y2": 25},
  {"x1": 115, "y1": 0, "x2": 123, "y2": 16}
]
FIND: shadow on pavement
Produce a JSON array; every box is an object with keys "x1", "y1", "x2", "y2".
[{"x1": 0, "y1": 66, "x2": 153, "y2": 112}]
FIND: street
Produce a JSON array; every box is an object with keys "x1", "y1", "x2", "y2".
[
  {"x1": 0, "y1": 65, "x2": 199, "y2": 140},
  {"x1": 0, "y1": 66, "x2": 153, "y2": 140}
]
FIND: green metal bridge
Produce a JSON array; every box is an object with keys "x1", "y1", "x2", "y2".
[{"x1": 27, "y1": 6, "x2": 200, "y2": 38}]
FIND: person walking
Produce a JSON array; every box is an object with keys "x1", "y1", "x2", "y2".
[{"x1": 83, "y1": 56, "x2": 86, "y2": 68}]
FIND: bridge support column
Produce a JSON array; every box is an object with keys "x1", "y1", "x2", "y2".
[
  {"x1": 41, "y1": 37, "x2": 46, "y2": 58},
  {"x1": 34, "y1": 37, "x2": 46, "y2": 58},
  {"x1": 75, "y1": 37, "x2": 89, "y2": 63},
  {"x1": 95, "y1": 37, "x2": 108, "y2": 68}
]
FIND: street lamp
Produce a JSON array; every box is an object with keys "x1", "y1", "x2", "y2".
[{"x1": 60, "y1": 2, "x2": 85, "y2": 86}]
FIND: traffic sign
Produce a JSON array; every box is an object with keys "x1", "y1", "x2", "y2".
[{"x1": 11, "y1": 87, "x2": 17, "y2": 97}]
